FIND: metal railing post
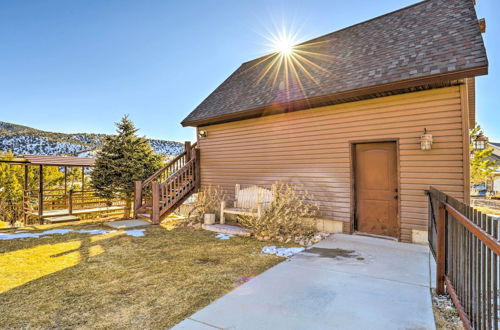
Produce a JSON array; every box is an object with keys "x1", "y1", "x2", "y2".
[{"x1": 436, "y1": 200, "x2": 446, "y2": 295}]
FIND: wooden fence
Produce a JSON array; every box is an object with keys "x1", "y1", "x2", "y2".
[
  {"x1": 428, "y1": 187, "x2": 500, "y2": 330},
  {"x1": 23, "y1": 188, "x2": 126, "y2": 224}
]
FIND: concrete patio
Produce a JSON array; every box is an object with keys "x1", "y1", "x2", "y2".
[{"x1": 173, "y1": 234, "x2": 435, "y2": 330}]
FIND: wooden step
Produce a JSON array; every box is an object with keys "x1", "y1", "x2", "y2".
[
  {"x1": 202, "y1": 224, "x2": 251, "y2": 237},
  {"x1": 142, "y1": 206, "x2": 153, "y2": 213},
  {"x1": 137, "y1": 213, "x2": 151, "y2": 221},
  {"x1": 44, "y1": 215, "x2": 81, "y2": 223}
]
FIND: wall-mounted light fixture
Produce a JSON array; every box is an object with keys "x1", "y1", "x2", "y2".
[
  {"x1": 420, "y1": 128, "x2": 433, "y2": 151},
  {"x1": 198, "y1": 130, "x2": 208, "y2": 138}
]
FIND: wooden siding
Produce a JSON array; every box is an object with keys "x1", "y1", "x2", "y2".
[
  {"x1": 197, "y1": 86, "x2": 468, "y2": 242},
  {"x1": 467, "y1": 78, "x2": 476, "y2": 127}
]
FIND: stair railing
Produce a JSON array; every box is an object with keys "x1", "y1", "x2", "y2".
[
  {"x1": 160, "y1": 156, "x2": 196, "y2": 212},
  {"x1": 134, "y1": 141, "x2": 199, "y2": 220}
]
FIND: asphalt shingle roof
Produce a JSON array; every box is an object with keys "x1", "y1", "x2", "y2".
[
  {"x1": 490, "y1": 142, "x2": 500, "y2": 149},
  {"x1": 182, "y1": 0, "x2": 488, "y2": 126},
  {"x1": 22, "y1": 155, "x2": 95, "y2": 167}
]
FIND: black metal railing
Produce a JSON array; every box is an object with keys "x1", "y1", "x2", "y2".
[{"x1": 428, "y1": 187, "x2": 500, "y2": 330}]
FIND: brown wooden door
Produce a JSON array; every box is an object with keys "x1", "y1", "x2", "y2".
[{"x1": 355, "y1": 142, "x2": 398, "y2": 238}]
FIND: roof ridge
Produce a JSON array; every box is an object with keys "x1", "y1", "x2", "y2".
[
  {"x1": 242, "y1": 0, "x2": 432, "y2": 66},
  {"x1": 183, "y1": 0, "x2": 487, "y2": 127}
]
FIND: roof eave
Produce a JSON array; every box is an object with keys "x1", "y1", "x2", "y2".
[{"x1": 182, "y1": 65, "x2": 488, "y2": 127}]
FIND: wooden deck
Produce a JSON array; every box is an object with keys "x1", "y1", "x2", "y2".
[{"x1": 27, "y1": 205, "x2": 126, "y2": 218}]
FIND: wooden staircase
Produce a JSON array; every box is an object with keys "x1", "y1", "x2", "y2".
[{"x1": 134, "y1": 142, "x2": 200, "y2": 224}]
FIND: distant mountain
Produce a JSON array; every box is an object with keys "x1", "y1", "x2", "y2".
[{"x1": 0, "y1": 121, "x2": 184, "y2": 156}]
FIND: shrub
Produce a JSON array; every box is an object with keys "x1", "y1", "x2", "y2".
[
  {"x1": 238, "y1": 183, "x2": 319, "y2": 242},
  {"x1": 187, "y1": 185, "x2": 226, "y2": 223},
  {"x1": 0, "y1": 200, "x2": 23, "y2": 226}
]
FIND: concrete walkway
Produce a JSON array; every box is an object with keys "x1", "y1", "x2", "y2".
[{"x1": 173, "y1": 234, "x2": 435, "y2": 330}]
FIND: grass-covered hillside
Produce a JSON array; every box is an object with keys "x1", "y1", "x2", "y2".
[{"x1": 0, "y1": 121, "x2": 183, "y2": 156}]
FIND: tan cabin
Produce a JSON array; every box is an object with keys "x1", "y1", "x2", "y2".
[{"x1": 136, "y1": 0, "x2": 488, "y2": 243}]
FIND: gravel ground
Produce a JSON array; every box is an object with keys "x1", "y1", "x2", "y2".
[{"x1": 432, "y1": 290, "x2": 464, "y2": 329}]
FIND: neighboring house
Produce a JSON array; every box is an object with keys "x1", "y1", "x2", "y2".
[
  {"x1": 135, "y1": 0, "x2": 487, "y2": 243},
  {"x1": 487, "y1": 142, "x2": 500, "y2": 193}
]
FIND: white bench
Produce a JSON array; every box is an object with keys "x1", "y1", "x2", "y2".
[{"x1": 220, "y1": 184, "x2": 274, "y2": 224}]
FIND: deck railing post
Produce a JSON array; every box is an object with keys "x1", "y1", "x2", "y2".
[
  {"x1": 134, "y1": 181, "x2": 142, "y2": 218},
  {"x1": 185, "y1": 141, "x2": 192, "y2": 162},
  {"x1": 38, "y1": 164, "x2": 44, "y2": 224},
  {"x1": 23, "y1": 165, "x2": 28, "y2": 225},
  {"x1": 38, "y1": 191, "x2": 43, "y2": 224},
  {"x1": 195, "y1": 148, "x2": 201, "y2": 190},
  {"x1": 68, "y1": 189, "x2": 73, "y2": 215},
  {"x1": 152, "y1": 181, "x2": 160, "y2": 225},
  {"x1": 436, "y1": 200, "x2": 446, "y2": 295}
]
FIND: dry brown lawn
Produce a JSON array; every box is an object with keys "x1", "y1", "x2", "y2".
[{"x1": 0, "y1": 221, "x2": 286, "y2": 329}]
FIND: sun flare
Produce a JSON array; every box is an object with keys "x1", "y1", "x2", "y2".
[
  {"x1": 253, "y1": 21, "x2": 333, "y2": 98},
  {"x1": 272, "y1": 35, "x2": 295, "y2": 55},
  {"x1": 266, "y1": 26, "x2": 299, "y2": 56}
]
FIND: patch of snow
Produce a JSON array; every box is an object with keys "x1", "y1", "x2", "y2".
[
  {"x1": 41, "y1": 229, "x2": 74, "y2": 235},
  {"x1": 0, "y1": 229, "x2": 74, "y2": 240},
  {"x1": 262, "y1": 246, "x2": 305, "y2": 258},
  {"x1": 0, "y1": 228, "x2": 137, "y2": 240},
  {"x1": 0, "y1": 232, "x2": 46, "y2": 240},
  {"x1": 215, "y1": 233, "x2": 234, "y2": 240},
  {"x1": 79, "y1": 229, "x2": 113, "y2": 235},
  {"x1": 124, "y1": 229, "x2": 145, "y2": 237}
]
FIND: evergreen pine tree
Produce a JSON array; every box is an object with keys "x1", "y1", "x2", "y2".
[{"x1": 91, "y1": 116, "x2": 163, "y2": 218}]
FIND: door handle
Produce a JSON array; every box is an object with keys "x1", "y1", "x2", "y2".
[{"x1": 394, "y1": 195, "x2": 398, "y2": 200}]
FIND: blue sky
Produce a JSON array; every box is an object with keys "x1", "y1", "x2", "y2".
[{"x1": 0, "y1": 0, "x2": 498, "y2": 142}]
